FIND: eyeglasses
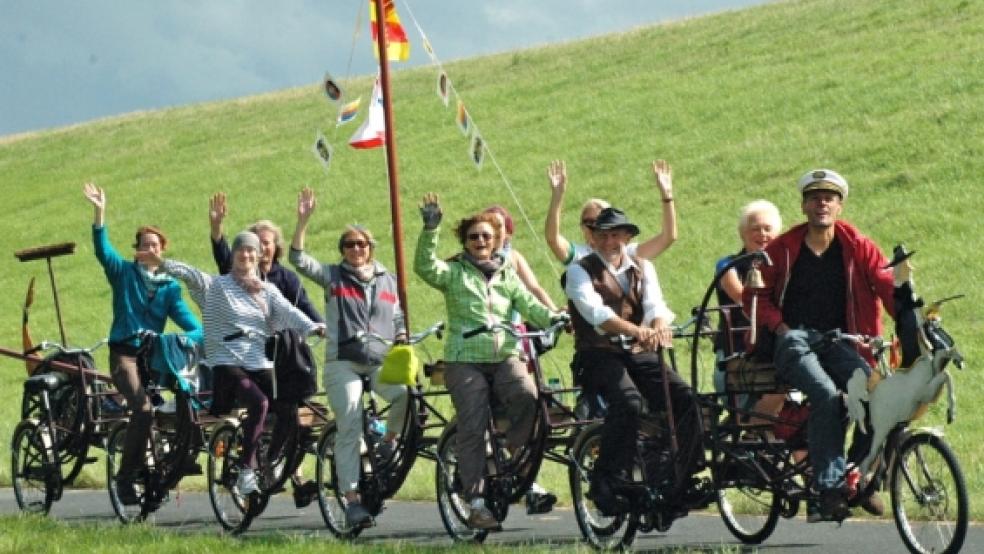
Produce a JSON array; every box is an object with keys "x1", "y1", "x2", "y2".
[
  {"x1": 467, "y1": 232, "x2": 493, "y2": 242},
  {"x1": 580, "y1": 219, "x2": 596, "y2": 227},
  {"x1": 342, "y1": 240, "x2": 369, "y2": 249}
]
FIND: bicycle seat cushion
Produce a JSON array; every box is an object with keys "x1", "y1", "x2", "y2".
[
  {"x1": 724, "y1": 358, "x2": 785, "y2": 393},
  {"x1": 25, "y1": 371, "x2": 67, "y2": 393}
]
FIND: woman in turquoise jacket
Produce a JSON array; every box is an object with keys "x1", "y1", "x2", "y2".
[
  {"x1": 414, "y1": 193, "x2": 562, "y2": 531},
  {"x1": 83, "y1": 183, "x2": 202, "y2": 506}
]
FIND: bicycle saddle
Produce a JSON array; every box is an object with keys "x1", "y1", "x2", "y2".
[{"x1": 24, "y1": 372, "x2": 66, "y2": 393}]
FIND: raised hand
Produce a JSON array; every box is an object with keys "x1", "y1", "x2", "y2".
[
  {"x1": 419, "y1": 192, "x2": 442, "y2": 230},
  {"x1": 209, "y1": 192, "x2": 227, "y2": 227},
  {"x1": 297, "y1": 187, "x2": 317, "y2": 223},
  {"x1": 652, "y1": 159, "x2": 673, "y2": 200},
  {"x1": 82, "y1": 183, "x2": 106, "y2": 210},
  {"x1": 547, "y1": 160, "x2": 567, "y2": 194}
]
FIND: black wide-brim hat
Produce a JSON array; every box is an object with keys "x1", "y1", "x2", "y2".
[{"x1": 591, "y1": 207, "x2": 640, "y2": 237}]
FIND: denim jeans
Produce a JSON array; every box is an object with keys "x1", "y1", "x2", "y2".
[{"x1": 773, "y1": 329, "x2": 872, "y2": 491}]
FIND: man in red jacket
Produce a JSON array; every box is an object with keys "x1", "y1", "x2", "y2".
[{"x1": 743, "y1": 169, "x2": 895, "y2": 522}]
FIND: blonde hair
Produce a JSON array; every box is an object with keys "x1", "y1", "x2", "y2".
[
  {"x1": 580, "y1": 198, "x2": 610, "y2": 216},
  {"x1": 738, "y1": 200, "x2": 781, "y2": 232},
  {"x1": 248, "y1": 219, "x2": 286, "y2": 261}
]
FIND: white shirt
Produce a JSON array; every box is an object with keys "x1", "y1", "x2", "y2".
[{"x1": 564, "y1": 247, "x2": 674, "y2": 332}]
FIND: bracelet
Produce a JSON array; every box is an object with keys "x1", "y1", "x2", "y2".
[{"x1": 662, "y1": 198, "x2": 674, "y2": 203}]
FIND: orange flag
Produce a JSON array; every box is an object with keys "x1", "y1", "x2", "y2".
[{"x1": 370, "y1": 0, "x2": 410, "y2": 61}]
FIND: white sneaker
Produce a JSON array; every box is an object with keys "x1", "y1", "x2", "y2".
[{"x1": 235, "y1": 467, "x2": 258, "y2": 496}]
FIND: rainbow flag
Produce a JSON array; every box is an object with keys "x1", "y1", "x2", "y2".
[
  {"x1": 336, "y1": 97, "x2": 361, "y2": 126},
  {"x1": 369, "y1": 0, "x2": 410, "y2": 62}
]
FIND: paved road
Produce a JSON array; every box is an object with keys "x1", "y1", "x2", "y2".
[{"x1": 2, "y1": 488, "x2": 979, "y2": 552}]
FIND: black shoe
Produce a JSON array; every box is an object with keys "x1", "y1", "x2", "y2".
[
  {"x1": 809, "y1": 488, "x2": 850, "y2": 523},
  {"x1": 345, "y1": 500, "x2": 373, "y2": 528},
  {"x1": 525, "y1": 489, "x2": 558, "y2": 515},
  {"x1": 587, "y1": 474, "x2": 626, "y2": 517},
  {"x1": 115, "y1": 475, "x2": 140, "y2": 506},
  {"x1": 293, "y1": 480, "x2": 319, "y2": 509},
  {"x1": 181, "y1": 459, "x2": 203, "y2": 476}
]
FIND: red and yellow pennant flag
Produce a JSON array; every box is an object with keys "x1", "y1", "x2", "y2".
[{"x1": 369, "y1": 0, "x2": 410, "y2": 61}]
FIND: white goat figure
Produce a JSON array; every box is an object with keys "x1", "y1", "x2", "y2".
[{"x1": 845, "y1": 250, "x2": 963, "y2": 484}]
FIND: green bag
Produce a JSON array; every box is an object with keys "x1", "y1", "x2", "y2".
[{"x1": 379, "y1": 344, "x2": 421, "y2": 385}]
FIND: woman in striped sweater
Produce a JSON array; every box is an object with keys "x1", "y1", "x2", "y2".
[{"x1": 138, "y1": 231, "x2": 324, "y2": 496}]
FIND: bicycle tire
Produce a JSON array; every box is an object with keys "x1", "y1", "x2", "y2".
[
  {"x1": 506, "y1": 400, "x2": 549, "y2": 504},
  {"x1": 206, "y1": 421, "x2": 254, "y2": 532},
  {"x1": 105, "y1": 421, "x2": 148, "y2": 523},
  {"x1": 435, "y1": 421, "x2": 490, "y2": 543},
  {"x1": 50, "y1": 382, "x2": 89, "y2": 485},
  {"x1": 11, "y1": 419, "x2": 56, "y2": 514},
  {"x1": 569, "y1": 422, "x2": 638, "y2": 550},
  {"x1": 315, "y1": 423, "x2": 363, "y2": 539},
  {"x1": 891, "y1": 432, "x2": 967, "y2": 554},
  {"x1": 376, "y1": 394, "x2": 423, "y2": 500}
]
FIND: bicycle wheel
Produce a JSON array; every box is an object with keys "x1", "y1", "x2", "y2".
[
  {"x1": 376, "y1": 394, "x2": 422, "y2": 499},
  {"x1": 105, "y1": 421, "x2": 148, "y2": 523},
  {"x1": 11, "y1": 420, "x2": 56, "y2": 514},
  {"x1": 890, "y1": 432, "x2": 967, "y2": 554},
  {"x1": 50, "y1": 383, "x2": 88, "y2": 485},
  {"x1": 435, "y1": 421, "x2": 489, "y2": 543},
  {"x1": 315, "y1": 423, "x2": 363, "y2": 539},
  {"x1": 206, "y1": 421, "x2": 254, "y2": 532},
  {"x1": 569, "y1": 423, "x2": 637, "y2": 550}
]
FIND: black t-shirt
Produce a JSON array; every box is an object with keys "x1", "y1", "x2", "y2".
[{"x1": 781, "y1": 237, "x2": 847, "y2": 332}]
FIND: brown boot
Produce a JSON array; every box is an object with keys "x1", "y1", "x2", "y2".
[{"x1": 859, "y1": 491, "x2": 885, "y2": 516}]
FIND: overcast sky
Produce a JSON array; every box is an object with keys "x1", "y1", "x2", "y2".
[{"x1": 0, "y1": 0, "x2": 768, "y2": 137}]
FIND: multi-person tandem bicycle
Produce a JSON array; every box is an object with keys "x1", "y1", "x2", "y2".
[
  {"x1": 1, "y1": 242, "x2": 970, "y2": 553},
  {"x1": 683, "y1": 247, "x2": 968, "y2": 554}
]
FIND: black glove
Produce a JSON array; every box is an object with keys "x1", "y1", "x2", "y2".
[{"x1": 420, "y1": 201, "x2": 442, "y2": 230}]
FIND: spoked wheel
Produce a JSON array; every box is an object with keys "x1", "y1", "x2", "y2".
[
  {"x1": 375, "y1": 394, "x2": 422, "y2": 500},
  {"x1": 713, "y1": 454, "x2": 781, "y2": 544},
  {"x1": 207, "y1": 421, "x2": 257, "y2": 533},
  {"x1": 11, "y1": 420, "x2": 56, "y2": 514},
  {"x1": 890, "y1": 432, "x2": 967, "y2": 554},
  {"x1": 316, "y1": 423, "x2": 363, "y2": 539},
  {"x1": 569, "y1": 423, "x2": 637, "y2": 550},
  {"x1": 435, "y1": 421, "x2": 489, "y2": 543},
  {"x1": 50, "y1": 383, "x2": 89, "y2": 485},
  {"x1": 105, "y1": 422, "x2": 149, "y2": 523}
]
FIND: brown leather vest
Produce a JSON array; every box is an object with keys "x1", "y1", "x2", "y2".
[{"x1": 569, "y1": 253, "x2": 644, "y2": 352}]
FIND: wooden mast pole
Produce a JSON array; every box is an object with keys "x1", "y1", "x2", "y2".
[{"x1": 373, "y1": 0, "x2": 410, "y2": 330}]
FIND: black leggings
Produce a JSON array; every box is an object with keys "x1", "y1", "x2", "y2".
[{"x1": 214, "y1": 366, "x2": 295, "y2": 469}]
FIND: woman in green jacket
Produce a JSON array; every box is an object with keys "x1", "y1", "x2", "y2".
[{"x1": 414, "y1": 193, "x2": 563, "y2": 530}]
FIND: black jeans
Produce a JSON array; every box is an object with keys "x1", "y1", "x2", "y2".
[{"x1": 579, "y1": 349, "x2": 701, "y2": 484}]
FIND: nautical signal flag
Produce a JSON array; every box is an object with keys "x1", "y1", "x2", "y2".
[
  {"x1": 369, "y1": 0, "x2": 410, "y2": 62},
  {"x1": 336, "y1": 97, "x2": 361, "y2": 126},
  {"x1": 456, "y1": 100, "x2": 470, "y2": 136},
  {"x1": 349, "y1": 79, "x2": 385, "y2": 149}
]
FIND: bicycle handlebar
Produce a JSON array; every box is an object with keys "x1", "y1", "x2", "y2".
[
  {"x1": 26, "y1": 338, "x2": 109, "y2": 357},
  {"x1": 461, "y1": 317, "x2": 569, "y2": 340},
  {"x1": 350, "y1": 321, "x2": 446, "y2": 347},
  {"x1": 222, "y1": 326, "x2": 325, "y2": 343}
]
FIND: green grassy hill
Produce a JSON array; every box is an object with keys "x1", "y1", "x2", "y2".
[{"x1": 1, "y1": 0, "x2": 982, "y2": 517}]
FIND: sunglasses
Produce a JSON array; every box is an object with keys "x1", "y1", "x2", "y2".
[
  {"x1": 467, "y1": 232, "x2": 493, "y2": 242},
  {"x1": 342, "y1": 240, "x2": 370, "y2": 249},
  {"x1": 580, "y1": 219, "x2": 596, "y2": 227}
]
